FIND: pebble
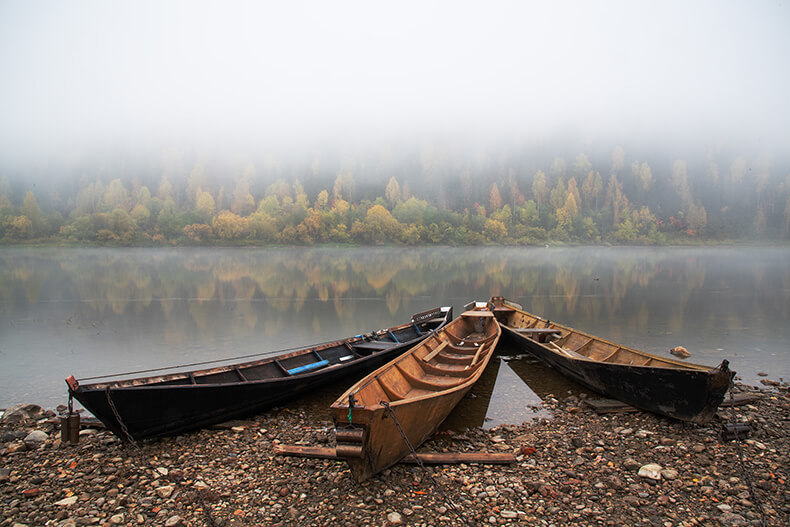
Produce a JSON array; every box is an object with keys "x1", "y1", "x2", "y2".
[{"x1": 0, "y1": 381, "x2": 787, "y2": 526}]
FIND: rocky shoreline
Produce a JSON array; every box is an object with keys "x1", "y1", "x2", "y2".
[{"x1": 2, "y1": 381, "x2": 788, "y2": 527}]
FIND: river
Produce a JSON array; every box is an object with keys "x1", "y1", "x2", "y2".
[{"x1": 1, "y1": 246, "x2": 787, "y2": 428}]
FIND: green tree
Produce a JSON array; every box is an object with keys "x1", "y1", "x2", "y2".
[
  {"x1": 532, "y1": 171, "x2": 548, "y2": 215},
  {"x1": 549, "y1": 178, "x2": 567, "y2": 211},
  {"x1": 489, "y1": 182, "x2": 503, "y2": 211},
  {"x1": 103, "y1": 179, "x2": 130, "y2": 211},
  {"x1": 21, "y1": 191, "x2": 44, "y2": 235}
]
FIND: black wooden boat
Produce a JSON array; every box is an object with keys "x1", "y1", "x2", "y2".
[
  {"x1": 489, "y1": 297, "x2": 734, "y2": 423},
  {"x1": 66, "y1": 306, "x2": 452, "y2": 441}
]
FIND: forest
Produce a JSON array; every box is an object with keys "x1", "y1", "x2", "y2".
[{"x1": 1, "y1": 141, "x2": 789, "y2": 246}]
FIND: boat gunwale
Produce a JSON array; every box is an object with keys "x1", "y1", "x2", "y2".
[
  {"x1": 74, "y1": 307, "x2": 452, "y2": 391},
  {"x1": 495, "y1": 305, "x2": 718, "y2": 373},
  {"x1": 330, "y1": 312, "x2": 501, "y2": 411}
]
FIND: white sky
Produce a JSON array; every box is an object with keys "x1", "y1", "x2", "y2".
[{"x1": 1, "y1": 0, "x2": 788, "y2": 158}]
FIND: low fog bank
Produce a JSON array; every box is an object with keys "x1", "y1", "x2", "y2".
[{"x1": 1, "y1": 1, "x2": 789, "y2": 165}]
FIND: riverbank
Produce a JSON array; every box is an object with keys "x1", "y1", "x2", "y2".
[{"x1": 1, "y1": 382, "x2": 788, "y2": 527}]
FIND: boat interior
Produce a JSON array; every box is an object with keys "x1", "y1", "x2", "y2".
[
  {"x1": 348, "y1": 313, "x2": 499, "y2": 406},
  {"x1": 494, "y1": 300, "x2": 709, "y2": 371}
]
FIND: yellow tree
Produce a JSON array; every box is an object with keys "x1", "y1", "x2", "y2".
[
  {"x1": 232, "y1": 179, "x2": 255, "y2": 216},
  {"x1": 489, "y1": 182, "x2": 502, "y2": 211},
  {"x1": 483, "y1": 218, "x2": 507, "y2": 242},
  {"x1": 213, "y1": 211, "x2": 249, "y2": 239},
  {"x1": 556, "y1": 193, "x2": 578, "y2": 232},
  {"x1": 196, "y1": 189, "x2": 216, "y2": 217},
  {"x1": 385, "y1": 177, "x2": 401, "y2": 207}
]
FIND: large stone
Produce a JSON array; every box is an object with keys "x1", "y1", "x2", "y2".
[
  {"x1": 155, "y1": 485, "x2": 174, "y2": 499},
  {"x1": 1, "y1": 404, "x2": 45, "y2": 424},
  {"x1": 638, "y1": 463, "x2": 663, "y2": 481},
  {"x1": 23, "y1": 430, "x2": 48, "y2": 450},
  {"x1": 164, "y1": 516, "x2": 183, "y2": 527},
  {"x1": 54, "y1": 496, "x2": 78, "y2": 507},
  {"x1": 387, "y1": 512, "x2": 402, "y2": 524}
]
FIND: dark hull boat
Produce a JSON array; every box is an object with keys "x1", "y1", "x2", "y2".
[
  {"x1": 331, "y1": 305, "x2": 501, "y2": 482},
  {"x1": 489, "y1": 297, "x2": 734, "y2": 423},
  {"x1": 66, "y1": 307, "x2": 452, "y2": 441}
]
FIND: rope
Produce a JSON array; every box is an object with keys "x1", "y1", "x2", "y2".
[
  {"x1": 78, "y1": 336, "x2": 365, "y2": 381},
  {"x1": 105, "y1": 388, "x2": 218, "y2": 527},
  {"x1": 725, "y1": 382, "x2": 767, "y2": 527},
  {"x1": 380, "y1": 401, "x2": 475, "y2": 527}
]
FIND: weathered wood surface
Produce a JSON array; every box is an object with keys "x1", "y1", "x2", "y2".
[
  {"x1": 718, "y1": 392, "x2": 762, "y2": 407},
  {"x1": 274, "y1": 444, "x2": 515, "y2": 464},
  {"x1": 584, "y1": 398, "x2": 638, "y2": 414}
]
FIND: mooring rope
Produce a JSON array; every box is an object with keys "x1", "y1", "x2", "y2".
[{"x1": 380, "y1": 401, "x2": 475, "y2": 527}]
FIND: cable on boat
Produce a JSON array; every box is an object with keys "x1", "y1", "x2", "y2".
[
  {"x1": 75, "y1": 335, "x2": 374, "y2": 381},
  {"x1": 723, "y1": 382, "x2": 767, "y2": 527}
]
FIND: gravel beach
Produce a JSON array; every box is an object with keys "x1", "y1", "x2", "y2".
[{"x1": 1, "y1": 381, "x2": 787, "y2": 527}]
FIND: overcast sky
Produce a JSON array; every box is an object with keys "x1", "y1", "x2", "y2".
[{"x1": 1, "y1": 0, "x2": 788, "y2": 160}]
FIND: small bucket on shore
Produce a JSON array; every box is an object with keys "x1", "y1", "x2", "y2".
[
  {"x1": 60, "y1": 412, "x2": 80, "y2": 444},
  {"x1": 720, "y1": 422, "x2": 751, "y2": 441}
]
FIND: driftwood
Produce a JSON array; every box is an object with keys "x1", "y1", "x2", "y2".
[
  {"x1": 585, "y1": 391, "x2": 759, "y2": 415},
  {"x1": 274, "y1": 444, "x2": 515, "y2": 465}
]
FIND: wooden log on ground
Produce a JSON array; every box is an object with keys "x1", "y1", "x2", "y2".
[
  {"x1": 584, "y1": 398, "x2": 638, "y2": 414},
  {"x1": 274, "y1": 444, "x2": 515, "y2": 465},
  {"x1": 718, "y1": 392, "x2": 762, "y2": 407}
]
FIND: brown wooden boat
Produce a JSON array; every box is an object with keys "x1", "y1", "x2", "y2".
[
  {"x1": 489, "y1": 297, "x2": 734, "y2": 423},
  {"x1": 330, "y1": 304, "x2": 501, "y2": 482}
]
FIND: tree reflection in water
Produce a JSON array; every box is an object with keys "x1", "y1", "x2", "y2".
[{"x1": 0, "y1": 246, "x2": 788, "y2": 407}]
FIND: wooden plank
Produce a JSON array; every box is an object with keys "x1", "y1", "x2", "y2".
[
  {"x1": 422, "y1": 340, "x2": 449, "y2": 362},
  {"x1": 274, "y1": 444, "x2": 515, "y2": 464},
  {"x1": 584, "y1": 398, "x2": 638, "y2": 414}
]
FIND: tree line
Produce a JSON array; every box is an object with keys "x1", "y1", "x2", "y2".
[{"x1": 2, "y1": 145, "x2": 789, "y2": 245}]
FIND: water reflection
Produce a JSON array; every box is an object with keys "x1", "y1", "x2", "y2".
[{"x1": 1, "y1": 246, "x2": 788, "y2": 408}]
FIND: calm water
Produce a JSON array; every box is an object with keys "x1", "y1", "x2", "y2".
[{"x1": 1, "y1": 246, "x2": 788, "y2": 428}]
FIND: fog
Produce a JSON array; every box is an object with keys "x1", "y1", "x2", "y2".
[{"x1": 1, "y1": 0, "x2": 789, "y2": 164}]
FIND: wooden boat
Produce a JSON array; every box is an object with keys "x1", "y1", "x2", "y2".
[
  {"x1": 331, "y1": 304, "x2": 501, "y2": 482},
  {"x1": 489, "y1": 297, "x2": 734, "y2": 423},
  {"x1": 66, "y1": 306, "x2": 452, "y2": 441}
]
